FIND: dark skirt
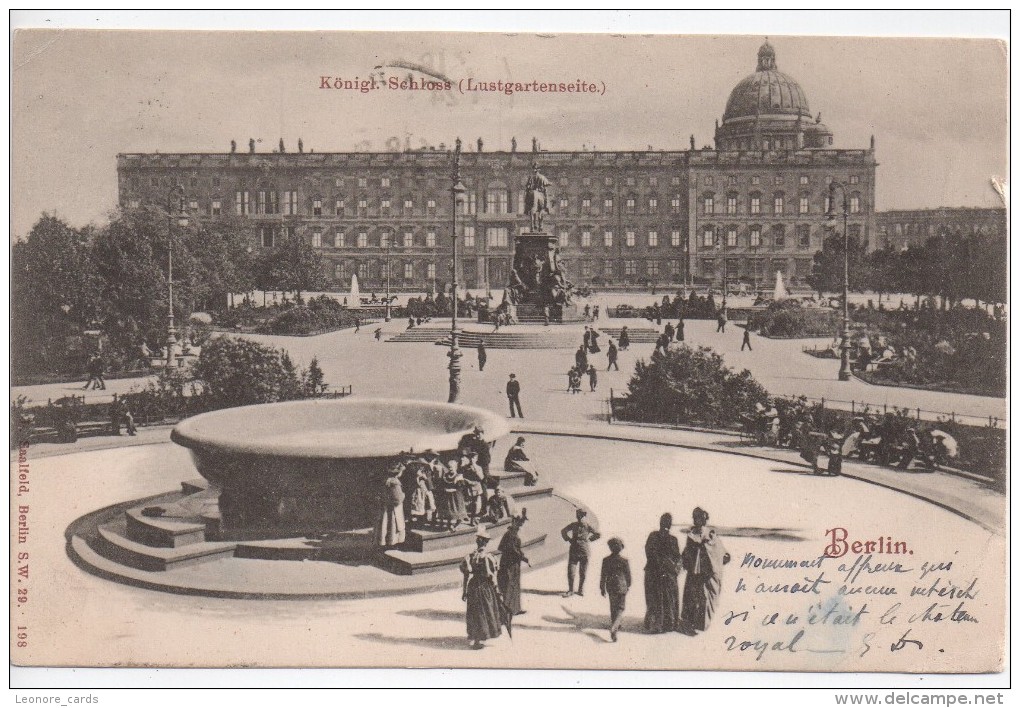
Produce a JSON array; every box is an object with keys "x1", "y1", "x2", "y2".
[
  {"x1": 680, "y1": 574, "x2": 721, "y2": 632},
  {"x1": 438, "y1": 488, "x2": 468, "y2": 523},
  {"x1": 466, "y1": 578, "x2": 503, "y2": 641},
  {"x1": 497, "y1": 562, "x2": 522, "y2": 614},
  {"x1": 644, "y1": 571, "x2": 680, "y2": 633}
]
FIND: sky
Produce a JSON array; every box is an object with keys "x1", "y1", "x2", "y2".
[{"x1": 10, "y1": 19, "x2": 1009, "y2": 239}]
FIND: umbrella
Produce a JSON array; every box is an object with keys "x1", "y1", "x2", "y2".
[
  {"x1": 930, "y1": 430, "x2": 959, "y2": 458},
  {"x1": 497, "y1": 592, "x2": 514, "y2": 638}
]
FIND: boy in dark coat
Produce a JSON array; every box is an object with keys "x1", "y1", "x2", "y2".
[{"x1": 601, "y1": 537, "x2": 632, "y2": 642}]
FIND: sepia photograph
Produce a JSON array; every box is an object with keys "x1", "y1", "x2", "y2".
[{"x1": 8, "y1": 10, "x2": 1010, "y2": 695}]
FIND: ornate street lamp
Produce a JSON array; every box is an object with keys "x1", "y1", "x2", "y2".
[
  {"x1": 827, "y1": 180, "x2": 852, "y2": 382},
  {"x1": 167, "y1": 185, "x2": 188, "y2": 369},
  {"x1": 384, "y1": 235, "x2": 392, "y2": 322},
  {"x1": 448, "y1": 140, "x2": 467, "y2": 403}
]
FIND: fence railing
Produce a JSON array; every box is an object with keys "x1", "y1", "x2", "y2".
[{"x1": 607, "y1": 388, "x2": 1002, "y2": 430}]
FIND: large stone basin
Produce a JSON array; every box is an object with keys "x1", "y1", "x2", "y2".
[{"x1": 170, "y1": 398, "x2": 510, "y2": 538}]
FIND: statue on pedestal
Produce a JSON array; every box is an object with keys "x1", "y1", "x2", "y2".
[{"x1": 524, "y1": 162, "x2": 551, "y2": 232}]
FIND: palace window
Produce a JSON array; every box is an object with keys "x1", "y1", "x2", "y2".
[
  {"x1": 559, "y1": 231, "x2": 569, "y2": 247},
  {"x1": 774, "y1": 175, "x2": 784, "y2": 185},
  {"x1": 604, "y1": 231, "x2": 613, "y2": 247},
  {"x1": 671, "y1": 196, "x2": 681, "y2": 214},
  {"x1": 603, "y1": 260, "x2": 614, "y2": 276},
  {"x1": 671, "y1": 230, "x2": 682, "y2": 247},
  {"x1": 728, "y1": 175, "x2": 738, "y2": 186},
  {"x1": 672, "y1": 176, "x2": 681, "y2": 186},
  {"x1": 358, "y1": 198, "x2": 368, "y2": 215},
  {"x1": 797, "y1": 224, "x2": 811, "y2": 248},
  {"x1": 669, "y1": 259, "x2": 681, "y2": 275},
  {"x1": 799, "y1": 196, "x2": 809, "y2": 215},
  {"x1": 581, "y1": 261, "x2": 593, "y2": 278},
  {"x1": 380, "y1": 199, "x2": 390, "y2": 215},
  {"x1": 647, "y1": 231, "x2": 658, "y2": 247},
  {"x1": 604, "y1": 198, "x2": 614, "y2": 214},
  {"x1": 581, "y1": 231, "x2": 592, "y2": 248},
  {"x1": 559, "y1": 197, "x2": 569, "y2": 211},
  {"x1": 427, "y1": 262, "x2": 436, "y2": 280},
  {"x1": 703, "y1": 194, "x2": 714, "y2": 214},
  {"x1": 404, "y1": 199, "x2": 414, "y2": 214},
  {"x1": 772, "y1": 225, "x2": 786, "y2": 248},
  {"x1": 188, "y1": 200, "x2": 198, "y2": 211},
  {"x1": 604, "y1": 177, "x2": 613, "y2": 186},
  {"x1": 773, "y1": 193, "x2": 784, "y2": 214},
  {"x1": 726, "y1": 227, "x2": 737, "y2": 247},
  {"x1": 648, "y1": 197, "x2": 658, "y2": 212},
  {"x1": 463, "y1": 226, "x2": 476, "y2": 248},
  {"x1": 313, "y1": 199, "x2": 323, "y2": 217},
  {"x1": 623, "y1": 260, "x2": 637, "y2": 276},
  {"x1": 357, "y1": 262, "x2": 368, "y2": 280},
  {"x1": 426, "y1": 230, "x2": 436, "y2": 248},
  {"x1": 358, "y1": 178, "x2": 367, "y2": 188},
  {"x1": 380, "y1": 231, "x2": 391, "y2": 248},
  {"x1": 727, "y1": 194, "x2": 737, "y2": 215},
  {"x1": 427, "y1": 199, "x2": 436, "y2": 211},
  {"x1": 211, "y1": 200, "x2": 221, "y2": 216},
  {"x1": 626, "y1": 177, "x2": 635, "y2": 187},
  {"x1": 703, "y1": 227, "x2": 714, "y2": 247},
  {"x1": 704, "y1": 176, "x2": 714, "y2": 186},
  {"x1": 648, "y1": 260, "x2": 660, "y2": 276},
  {"x1": 335, "y1": 199, "x2": 345, "y2": 216},
  {"x1": 486, "y1": 189, "x2": 509, "y2": 214},
  {"x1": 404, "y1": 262, "x2": 414, "y2": 280},
  {"x1": 403, "y1": 232, "x2": 414, "y2": 248},
  {"x1": 312, "y1": 230, "x2": 322, "y2": 248},
  {"x1": 625, "y1": 231, "x2": 636, "y2": 247},
  {"x1": 236, "y1": 190, "x2": 250, "y2": 215},
  {"x1": 849, "y1": 175, "x2": 860, "y2": 185},
  {"x1": 357, "y1": 232, "x2": 368, "y2": 248},
  {"x1": 488, "y1": 227, "x2": 509, "y2": 248},
  {"x1": 335, "y1": 232, "x2": 345, "y2": 248},
  {"x1": 850, "y1": 194, "x2": 861, "y2": 214},
  {"x1": 260, "y1": 227, "x2": 275, "y2": 248},
  {"x1": 381, "y1": 177, "x2": 390, "y2": 188},
  {"x1": 649, "y1": 177, "x2": 658, "y2": 187},
  {"x1": 751, "y1": 176, "x2": 760, "y2": 186},
  {"x1": 128, "y1": 199, "x2": 140, "y2": 209},
  {"x1": 282, "y1": 191, "x2": 297, "y2": 215},
  {"x1": 334, "y1": 262, "x2": 346, "y2": 279},
  {"x1": 800, "y1": 175, "x2": 809, "y2": 185},
  {"x1": 625, "y1": 198, "x2": 636, "y2": 214},
  {"x1": 581, "y1": 197, "x2": 591, "y2": 213},
  {"x1": 750, "y1": 226, "x2": 761, "y2": 247}
]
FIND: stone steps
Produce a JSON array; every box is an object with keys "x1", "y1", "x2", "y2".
[
  {"x1": 95, "y1": 521, "x2": 236, "y2": 571},
  {"x1": 598, "y1": 327, "x2": 662, "y2": 343}
]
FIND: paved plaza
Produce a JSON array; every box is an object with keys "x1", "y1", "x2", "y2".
[
  {"x1": 13, "y1": 309, "x2": 1007, "y2": 672},
  {"x1": 17, "y1": 432, "x2": 1005, "y2": 671}
]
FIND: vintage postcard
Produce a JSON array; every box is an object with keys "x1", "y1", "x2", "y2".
[{"x1": 10, "y1": 25, "x2": 1008, "y2": 680}]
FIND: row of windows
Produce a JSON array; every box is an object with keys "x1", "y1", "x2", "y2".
[
  {"x1": 700, "y1": 223, "x2": 862, "y2": 248},
  {"x1": 700, "y1": 257, "x2": 814, "y2": 279},
  {"x1": 130, "y1": 173, "x2": 687, "y2": 191},
  {"x1": 701, "y1": 192, "x2": 862, "y2": 215},
  {"x1": 700, "y1": 174, "x2": 861, "y2": 187},
  {"x1": 288, "y1": 226, "x2": 692, "y2": 250}
]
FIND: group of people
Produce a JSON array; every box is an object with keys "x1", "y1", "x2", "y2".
[
  {"x1": 745, "y1": 398, "x2": 956, "y2": 475},
  {"x1": 375, "y1": 430, "x2": 541, "y2": 548},
  {"x1": 581, "y1": 303, "x2": 601, "y2": 321},
  {"x1": 83, "y1": 353, "x2": 107, "y2": 390},
  {"x1": 460, "y1": 504, "x2": 731, "y2": 647}
]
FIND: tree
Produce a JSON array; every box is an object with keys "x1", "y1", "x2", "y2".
[
  {"x1": 624, "y1": 345, "x2": 768, "y2": 427},
  {"x1": 11, "y1": 215, "x2": 102, "y2": 376},
  {"x1": 194, "y1": 336, "x2": 304, "y2": 409},
  {"x1": 183, "y1": 214, "x2": 258, "y2": 311},
  {"x1": 261, "y1": 234, "x2": 327, "y2": 300},
  {"x1": 863, "y1": 247, "x2": 902, "y2": 304},
  {"x1": 806, "y1": 232, "x2": 868, "y2": 299}
]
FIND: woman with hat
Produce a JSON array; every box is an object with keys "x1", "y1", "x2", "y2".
[
  {"x1": 497, "y1": 512, "x2": 530, "y2": 616},
  {"x1": 679, "y1": 506, "x2": 730, "y2": 635},
  {"x1": 436, "y1": 461, "x2": 469, "y2": 530},
  {"x1": 461, "y1": 526, "x2": 503, "y2": 649}
]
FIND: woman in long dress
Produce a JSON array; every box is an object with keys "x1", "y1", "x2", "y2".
[
  {"x1": 679, "y1": 507, "x2": 730, "y2": 635},
  {"x1": 497, "y1": 514, "x2": 529, "y2": 615},
  {"x1": 461, "y1": 528, "x2": 503, "y2": 649},
  {"x1": 374, "y1": 466, "x2": 406, "y2": 548},
  {"x1": 408, "y1": 463, "x2": 436, "y2": 526},
  {"x1": 436, "y1": 463, "x2": 469, "y2": 530},
  {"x1": 644, "y1": 512, "x2": 681, "y2": 633}
]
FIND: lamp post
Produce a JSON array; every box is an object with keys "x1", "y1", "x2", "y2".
[
  {"x1": 827, "y1": 181, "x2": 852, "y2": 381},
  {"x1": 448, "y1": 141, "x2": 467, "y2": 403},
  {"x1": 166, "y1": 185, "x2": 188, "y2": 369},
  {"x1": 384, "y1": 236, "x2": 392, "y2": 322}
]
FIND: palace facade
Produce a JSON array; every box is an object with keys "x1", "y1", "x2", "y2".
[
  {"x1": 116, "y1": 41, "x2": 877, "y2": 292},
  {"x1": 876, "y1": 207, "x2": 1006, "y2": 251}
]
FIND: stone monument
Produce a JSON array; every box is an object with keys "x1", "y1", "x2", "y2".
[{"x1": 495, "y1": 163, "x2": 583, "y2": 323}]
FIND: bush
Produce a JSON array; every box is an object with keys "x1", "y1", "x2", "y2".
[
  {"x1": 622, "y1": 345, "x2": 768, "y2": 427},
  {"x1": 193, "y1": 336, "x2": 305, "y2": 408},
  {"x1": 747, "y1": 300, "x2": 838, "y2": 338}
]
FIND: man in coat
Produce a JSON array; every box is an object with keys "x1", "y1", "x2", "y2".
[
  {"x1": 506, "y1": 373, "x2": 523, "y2": 418},
  {"x1": 607, "y1": 340, "x2": 619, "y2": 371}
]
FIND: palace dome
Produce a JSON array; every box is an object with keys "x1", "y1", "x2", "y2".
[{"x1": 722, "y1": 40, "x2": 811, "y2": 122}]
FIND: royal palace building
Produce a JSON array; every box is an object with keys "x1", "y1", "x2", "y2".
[
  {"x1": 876, "y1": 207, "x2": 1006, "y2": 252},
  {"x1": 117, "y1": 41, "x2": 877, "y2": 292}
]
